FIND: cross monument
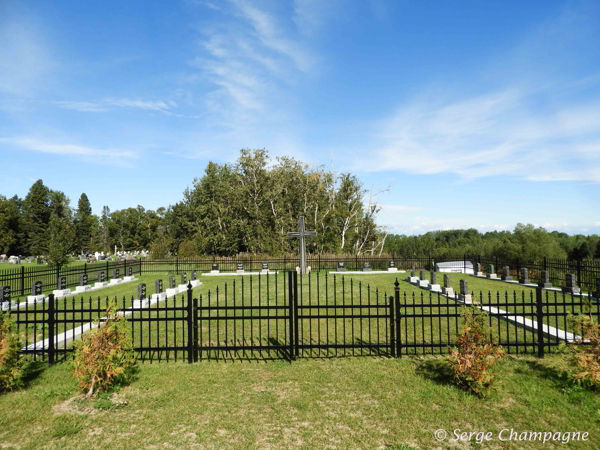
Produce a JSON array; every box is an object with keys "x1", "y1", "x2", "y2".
[{"x1": 287, "y1": 216, "x2": 316, "y2": 274}]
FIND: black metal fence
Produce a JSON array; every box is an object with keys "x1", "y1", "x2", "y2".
[
  {"x1": 0, "y1": 259, "x2": 142, "y2": 298},
  {"x1": 9, "y1": 271, "x2": 599, "y2": 364}
]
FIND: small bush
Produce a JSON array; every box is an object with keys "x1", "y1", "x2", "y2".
[
  {"x1": 178, "y1": 240, "x2": 197, "y2": 258},
  {"x1": 448, "y1": 308, "x2": 504, "y2": 397},
  {"x1": 73, "y1": 304, "x2": 136, "y2": 397},
  {"x1": 0, "y1": 311, "x2": 26, "y2": 392},
  {"x1": 150, "y1": 239, "x2": 171, "y2": 259},
  {"x1": 561, "y1": 312, "x2": 600, "y2": 389}
]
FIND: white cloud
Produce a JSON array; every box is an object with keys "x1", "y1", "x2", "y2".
[
  {"x1": 55, "y1": 98, "x2": 175, "y2": 114},
  {"x1": 0, "y1": 137, "x2": 138, "y2": 166}
]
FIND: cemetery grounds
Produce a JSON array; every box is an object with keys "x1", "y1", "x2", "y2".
[{"x1": 1, "y1": 271, "x2": 599, "y2": 449}]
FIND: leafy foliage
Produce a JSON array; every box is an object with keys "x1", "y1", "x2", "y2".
[
  {"x1": 73, "y1": 304, "x2": 136, "y2": 397},
  {"x1": 0, "y1": 311, "x2": 26, "y2": 392},
  {"x1": 448, "y1": 308, "x2": 504, "y2": 397},
  {"x1": 46, "y1": 213, "x2": 76, "y2": 267},
  {"x1": 561, "y1": 312, "x2": 600, "y2": 389}
]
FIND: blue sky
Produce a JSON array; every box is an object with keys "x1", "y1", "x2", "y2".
[{"x1": 1, "y1": 0, "x2": 599, "y2": 235}]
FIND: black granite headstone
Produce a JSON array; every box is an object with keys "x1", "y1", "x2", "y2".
[
  {"x1": 388, "y1": 260, "x2": 396, "y2": 268},
  {"x1": 431, "y1": 271, "x2": 437, "y2": 284},
  {"x1": 168, "y1": 276, "x2": 176, "y2": 289},
  {"x1": 261, "y1": 263, "x2": 269, "y2": 271},
  {"x1": 137, "y1": 283, "x2": 147, "y2": 300},
  {"x1": 236, "y1": 263, "x2": 244, "y2": 272},
  {"x1": 98, "y1": 271, "x2": 105, "y2": 282},
  {"x1": 127, "y1": 266, "x2": 133, "y2": 277},
  {"x1": 0, "y1": 285, "x2": 10, "y2": 303},
  {"x1": 419, "y1": 269, "x2": 425, "y2": 280},
  {"x1": 191, "y1": 270, "x2": 197, "y2": 280},
  {"x1": 212, "y1": 263, "x2": 219, "y2": 271},
  {"x1": 563, "y1": 273, "x2": 580, "y2": 294},
  {"x1": 32, "y1": 280, "x2": 42, "y2": 296},
  {"x1": 156, "y1": 279, "x2": 163, "y2": 294},
  {"x1": 363, "y1": 261, "x2": 372, "y2": 272},
  {"x1": 337, "y1": 261, "x2": 346, "y2": 272},
  {"x1": 80, "y1": 274, "x2": 88, "y2": 286},
  {"x1": 58, "y1": 276, "x2": 67, "y2": 290},
  {"x1": 502, "y1": 266, "x2": 512, "y2": 281},
  {"x1": 113, "y1": 268, "x2": 120, "y2": 278},
  {"x1": 180, "y1": 273, "x2": 187, "y2": 284}
]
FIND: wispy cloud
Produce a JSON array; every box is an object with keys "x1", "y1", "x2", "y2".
[
  {"x1": 0, "y1": 137, "x2": 138, "y2": 167},
  {"x1": 55, "y1": 98, "x2": 176, "y2": 114}
]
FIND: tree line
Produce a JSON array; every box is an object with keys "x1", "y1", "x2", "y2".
[
  {"x1": 0, "y1": 149, "x2": 385, "y2": 263},
  {"x1": 383, "y1": 225, "x2": 600, "y2": 262}
]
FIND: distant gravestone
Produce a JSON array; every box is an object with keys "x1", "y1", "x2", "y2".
[
  {"x1": 474, "y1": 263, "x2": 482, "y2": 276},
  {"x1": 388, "y1": 260, "x2": 396, "y2": 269},
  {"x1": 539, "y1": 270, "x2": 552, "y2": 288},
  {"x1": 80, "y1": 274, "x2": 88, "y2": 286},
  {"x1": 459, "y1": 279, "x2": 472, "y2": 303},
  {"x1": 180, "y1": 273, "x2": 187, "y2": 284},
  {"x1": 58, "y1": 276, "x2": 67, "y2": 290},
  {"x1": 487, "y1": 264, "x2": 497, "y2": 279},
  {"x1": 562, "y1": 273, "x2": 580, "y2": 294},
  {"x1": 419, "y1": 269, "x2": 425, "y2": 280},
  {"x1": 112, "y1": 268, "x2": 120, "y2": 279},
  {"x1": 98, "y1": 271, "x2": 106, "y2": 283},
  {"x1": 156, "y1": 279, "x2": 163, "y2": 294},
  {"x1": 444, "y1": 274, "x2": 451, "y2": 288},
  {"x1": 36, "y1": 257, "x2": 42, "y2": 265},
  {"x1": 431, "y1": 271, "x2": 437, "y2": 285},
  {"x1": 519, "y1": 268, "x2": 529, "y2": 284},
  {"x1": 32, "y1": 280, "x2": 42, "y2": 296},
  {"x1": 411, "y1": 267, "x2": 416, "y2": 278},
  {"x1": 168, "y1": 276, "x2": 176, "y2": 289},
  {"x1": 502, "y1": 266, "x2": 512, "y2": 281},
  {"x1": 211, "y1": 263, "x2": 219, "y2": 272},
  {"x1": 337, "y1": 261, "x2": 346, "y2": 272},
  {"x1": 191, "y1": 270, "x2": 197, "y2": 280},
  {"x1": 363, "y1": 261, "x2": 372, "y2": 272},
  {"x1": 137, "y1": 283, "x2": 147, "y2": 300},
  {"x1": 592, "y1": 277, "x2": 600, "y2": 299},
  {"x1": 236, "y1": 263, "x2": 244, "y2": 273},
  {"x1": 1, "y1": 285, "x2": 11, "y2": 303},
  {"x1": 127, "y1": 266, "x2": 133, "y2": 277}
]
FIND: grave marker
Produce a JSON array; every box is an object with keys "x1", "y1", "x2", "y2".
[
  {"x1": 137, "y1": 283, "x2": 147, "y2": 300},
  {"x1": 236, "y1": 263, "x2": 244, "y2": 273},
  {"x1": 168, "y1": 276, "x2": 176, "y2": 289},
  {"x1": 363, "y1": 261, "x2": 372, "y2": 272},
  {"x1": 127, "y1": 266, "x2": 133, "y2": 277},
  {"x1": 388, "y1": 260, "x2": 398, "y2": 272},
  {"x1": 474, "y1": 263, "x2": 483, "y2": 276},
  {"x1": 539, "y1": 270, "x2": 552, "y2": 288},
  {"x1": 501, "y1": 266, "x2": 512, "y2": 281},
  {"x1": 431, "y1": 271, "x2": 437, "y2": 285},
  {"x1": 211, "y1": 263, "x2": 219, "y2": 273},
  {"x1": 58, "y1": 276, "x2": 67, "y2": 290},
  {"x1": 98, "y1": 271, "x2": 106, "y2": 282},
  {"x1": 32, "y1": 280, "x2": 42, "y2": 296},
  {"x1": 337, "y1": 261, "x2": 346, "y2": 272},
  {"x1": 419, "y1": 269, "x2": 425, "y2": 280},
  {"x1": 592, "y1": 277, "x2": 600, "y2": 299},
  {"x1": 156, "y1": 279, "x2": 163, "y2": 294},
  {"x1": 180, "y1": 273, "x2": 187, "y2": 285},
  {"x1": 80, "y1": 274, "x2": 88, "y2": 286},
  {"x1": 442, "y1": 274, "x2": 454, "y2": 296},
  {"x1": 287, "y1": 216, "x2": 316, "y2": 275},
  {"x1": 487, "y1": 264, "x2": 497, "y2": 279},
  {"x1": 519, "y1": 268, "x2": 529, "y2": 284},
  {"x1": 1, "y1": 285, "x2": 10, "y2": 303},
  {"x1": 562, "y1": 273, "x2": 580, "y2": 294},
  {"x1": 261, "y1": 263, "x2": 269, "y2": 274},
  {"x1": 459, "y1": 279, "x2": 472, "y2": 303},
  {"x1": 191, "y1": 270, "x2": 197, "y2": 280}
]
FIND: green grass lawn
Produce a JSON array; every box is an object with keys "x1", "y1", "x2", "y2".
[{"x1": 0, "y1": 356, "x2": 598, "y2": 449}]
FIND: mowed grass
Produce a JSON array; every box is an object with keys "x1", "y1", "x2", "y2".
[{"x1": 0, "y1": 356, "x2": 599, "y2": 449}]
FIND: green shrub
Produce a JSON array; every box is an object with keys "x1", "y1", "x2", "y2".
[
  {"x1": 0, "y1": 311, "x2": 26, "y2": 392},
  {"x1": 448, "y1": 307, "x2": 504, "y2": 397},
  {"x1": 178, "y1": 239, "x2": 197, "y2": 258},
  {"x1": 560, "y1": 312, "x2": 600, "y2": 389},
  {"x1": 73, "y1": 304, "x2": 136, "y2": 397}
]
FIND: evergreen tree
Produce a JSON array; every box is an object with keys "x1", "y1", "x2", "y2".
[
  {"x1": 46, "y1": 213, "x2": 76, "y2": 266},
  {"x1": 75, "y1": 193, "x2": 93, "y2": 253},
  {"x1": 21, "y1": 180, "x2": 51, "y2": 255}
]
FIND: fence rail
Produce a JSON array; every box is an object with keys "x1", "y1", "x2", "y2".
[{"x1": 8, "y1": 271, "x2": 599, "y2": 364}]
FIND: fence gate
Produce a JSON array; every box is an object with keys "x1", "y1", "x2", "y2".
[{"x1": 196, "y1": 272, "x2": 294, "y2": 360}]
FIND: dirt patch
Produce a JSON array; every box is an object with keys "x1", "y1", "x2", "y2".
[{"x1": 52, "y1": 395, "x2": 98, "y2": 416}]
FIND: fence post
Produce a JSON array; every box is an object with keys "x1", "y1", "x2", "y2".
[
  {"x1": 294, "y1": 271, "x2": 299, "y2": 358},
  {"x1": 176, "y1": 257, "x2": 179, "y2": 275},
  {"x1": 576, "y1": 259, "x2": 581, "y2": 288},
  {"x1": 84, "y1": 263, "x2": 87, "y2": 276},
  {"x1": 389, "y1": 293, "x2": 396, "y2": 358},
  {"x1": 463, "y1": 253, "x2": 466, "y2": 274},
  {"x1": 394, "y1": 279, "x2": 401, "y2": 357},
  {"x1": 187, "y1": 283, "x2": 194, "y2": 364},
  {"x1": 287, "y1": 271, "x2": 295, "y2": 360},
  {"x1": 48, "y1": 294, "x2": 55, "y2": 365},
  {"x1": 20, "y1": 265, "x2": 24, "y2": 296},
  {"x1": 106, "y1": 261, "x2": 109, "y2": 275},
  {"x1": 544, "y1": 256, "x2": 548, "y2": 271},
  {"x1": 193, "y1": 294, "x2": 198, "y2": 362},
  {"x1": 535, "y1": 287, "x2": 545, "y2": 358},
  {"x1": 124, "y1": 258, "x2": 127, "y2": 276},
  {"x1": 56, "y1": 264, "x2": 60, "y2": 289}
]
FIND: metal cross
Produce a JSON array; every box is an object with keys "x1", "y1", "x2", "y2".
[{"x1": 287, "y1": 216, "x2": 316, "y2": 274}]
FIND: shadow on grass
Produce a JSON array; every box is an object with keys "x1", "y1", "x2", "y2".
[
  {"x1": 414, "y1": 358, "x2": 455, "y2": 387},
  {"x1": 21, "y1": 359, "x2": 47, "y2": 388}
]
